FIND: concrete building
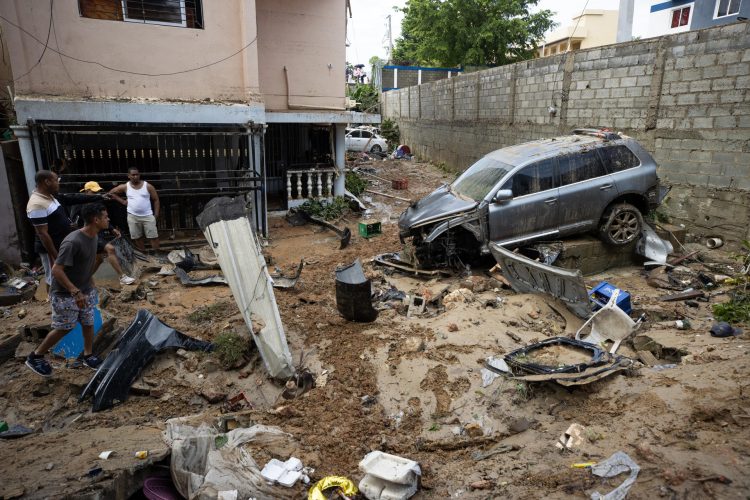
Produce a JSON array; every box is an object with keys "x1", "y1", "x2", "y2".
[
  {"x1": 0, "y1": 0, "x2": 377, "y2": 242},
  {"x1": 636, "y1": 0, "x2": 750, "y2": 39},
  {"x1": 538, "y1": 10, "x2": 619, "y2": 57}
]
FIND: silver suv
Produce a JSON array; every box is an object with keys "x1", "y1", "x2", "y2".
[{"x1": 398, "y1": 129, "x2": 668, "y2": 269}]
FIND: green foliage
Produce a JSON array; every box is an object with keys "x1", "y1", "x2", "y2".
[
  {"x1": 345, "y1": 171, "x2": 368, "y2": 196},
  {"x1": 188, "y1": 301, "x2": 232, "y2": 324},
  {"x1": 712, "y1": 296, "x2": 750, "y2": 323},
  {"x1": 392, "y1": 0, "x2": 556, "y2": 67},
  {"x1": 298, "y1": 196, "x2": 350, "y2": 220},
  {"x1": 213, "y1": 331, "x2": 250, "y2": 368},
  {"x1": 380, "y1": 118, "x2": 400, "y2": 146},
  {"x1": 347, "y1": 83, "x2": 380, "y2": 113}
]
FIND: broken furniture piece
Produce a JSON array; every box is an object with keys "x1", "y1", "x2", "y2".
[
  {"x1": 335, "y1": 259, "x2": 378, "y2": 323},
  {"x1": 358, "y1": 451, "x2": 421, "y2": 500},
  {"x1": 197, "y1": 196, "x2": 295, "y2": 380},
  {"x1": 270, "y1": 260, "x2": 304, "y2": 289},
  {"x1": 503, "y1": 337, "x2": 633, "y2": 387},
  {"x1": 80, "y1": 309, "x2": 213, "y2": 412},
  {"x1": 636, "y1": 222, "x2": 674, "y2": 265},
  {"x1": 576, "y1": 289, "x2": 641, "y2": 354},
  {"x1": 489, "y1": 243, "x2": 590, "y2": 318},
  {"x1": 174, "y1": 267, "x2": 228, "y2": 287}
]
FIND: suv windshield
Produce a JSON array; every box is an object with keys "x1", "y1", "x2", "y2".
[{"x1": 451, "y1": 157, "x2": 514, "y2": 200}]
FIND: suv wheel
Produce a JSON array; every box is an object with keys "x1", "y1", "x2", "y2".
[
  {"x1": 370, "y1": 144, "x2": 382, "y2": 153},
  {"x1": 599, "y1": 203, "x2": 643, "y2": 246}
]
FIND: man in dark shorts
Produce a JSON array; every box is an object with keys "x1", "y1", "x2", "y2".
[{"x1": 25, "y1": 203, "x2": 110, "y2": 377}]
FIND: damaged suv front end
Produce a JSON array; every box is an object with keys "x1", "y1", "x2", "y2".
[{"x1": 398, "y1": 156, "x2": 513, "y2": 268}]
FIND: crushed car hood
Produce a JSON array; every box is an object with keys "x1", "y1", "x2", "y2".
[{"x1": 399, "y1": 185, "x2": 477, "y2": 230}]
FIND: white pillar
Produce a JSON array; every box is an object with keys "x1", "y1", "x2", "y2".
[
  {"x1": 334, "y1": 123, "x2": 346, "y2": 196},
  {"x1": 12, "y1": 125, "x2": 36, "y2": 195},
  {"x1": 418, "y1": 69, "x2": 422, "y2": 85},
  {"x1": 393, "y1": 68, "x2": 398, "y2": 89}
]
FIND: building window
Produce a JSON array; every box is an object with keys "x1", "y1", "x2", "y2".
[
  {"x1": 670, "y1": 6, "x2": 691, "y2": 28},
  {"x1": 78, "y1": 0, "x2": 203, "y2": 29},
  {"x1": 715, "y1": 0, "x2": 742, "y2": 17}
]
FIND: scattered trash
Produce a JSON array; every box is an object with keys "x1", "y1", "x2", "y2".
[
  {"x1": 0, "y1": 282, "x2": 37, "y2": 307},
  {"x1": 165, "y1": 419, "x2": 299, "y2": 499},
  {"x1": 406, "y1": 295, "x2": 426, "y2": 318},
  {"x1": 303, "y1": 212, "x2": 352, "y2": 249},
  {"x1": 197, "y1": 196, "x2": 296, "y2": 380},
  {"x1": 504, "y1": 337, "x2": 633, "y2": 387},
  {"x1": 52, "y1": 307, "x2": 103, "y2": 358},
  {"x1": 0, "y1": 424, "x2": 33, "y2": 439},
  {"x1": 651, "y1": 364, "x2": 678, "y2": 371},
  {"x1": 659, "y1": 289, "x2": 705, "y2": 302},
  {"x1": 481, "y1": 356, "x2": 510, "y2": 387},
  {"x1": 335, "y1": 260, "x2": 378, "y2": 323},
  {"x1": 576, "y1": 289, "x2": 641, "y2": 353},
  {"x1": 710, "y1": 321, "x2": 743, "y2": 338},
  {"x1": 86, "y1": 467, "x2": 103, "y2": 478},
  {"x1": 555, "y1": 423, "x2": 586, "y2": 451},
  {"x1": 705, "y1": 237, "x2": 724, "y2": 249},
  {"x1": 490, "y1": 243, "x2": 590, "y2": 318},
  {"x1": 281, "y1": 370, "x2": 316, "y2": 400},
  {"x1": 261, "y1": 457, "x2": 305, "y2": 487},
  {"x1": 98, "y1": 451, "x2": 115, "y2": 460},
  {"x1": 142, "y1": 476, "x2": 182, "y2": 500},
  {"x1": 224, "y1": 392, "x2": 252, "y2": 413},
  {"x1": 80, "y1": 309, "x2": 213, "y2": 411},
  {"x1": 572, "y1": 462, "x2": 597, "y2": 468},
  {"x1": 471, "y1": 443, "x2": 518, "y2": 461},
  {"x1": 135, "y1": 450, "x2": 149, "y2": 459},
  {"x1": 636, "y1": 223, "x2": 673, "y2": 264},
  {"x1": 675, "y1": 319, "x2": 691, "y2": 330},
  {"x1": 270, "y1": 260, "x2": 305, "y2": 289},
  {"x1": 443, "y1": 288, "x2": 474, "y2": 310},
  {"x1": 358, "y1": 220, "x2": 382, "y2": 238},
  {"x1": 174, "y1": 267, "x2": 228, "y2": 287},
  {"x1": 358, "y1": 451, "x2": 421, "y2": 500},
  {"x1": 308, "y1": 476, "x2": 359, "y2": 500},
  {"x1": 590, "y1": 451, "x2": 640, "y2": 500},
  {"x1": 589, "y1": 282, "x2": 632, "y2": 315},
  {"x1": 373, "y1": 252, "x2": 450, "y2": 276},
  {"x1": 392, "y1": 178, "x2": 408, "y2": 190},
  {"x1": 632, "y1": 335, "x2": 687, "y2": 363}
]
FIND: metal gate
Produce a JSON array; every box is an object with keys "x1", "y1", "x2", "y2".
[{"x1": 31, "y1": 121, "x2": 266, "y2": 236}]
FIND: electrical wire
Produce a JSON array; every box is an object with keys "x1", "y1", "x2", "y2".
[
  {"x1": 566, "y1": 0, "x2": 591, "y2": 52},
  {"x1": 12, "y1": 0, "x2": 53, "y2": 82},
  {"x1": 0, "y1": 9, "x2": 257, "y2": 78},
  {"x1": 51, "y1": 1, "x2": 78, "y2": 88}
]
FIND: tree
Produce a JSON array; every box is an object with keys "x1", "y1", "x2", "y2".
[{"x1": 391, "y1": 0, "x2": 555, "y2": 67}]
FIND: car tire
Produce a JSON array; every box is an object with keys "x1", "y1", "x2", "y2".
[
  {"x1": 370, "y1": 144, "x2": 382, "y2": 153},
  {"x1": 599, "y1": 203, "x2": 643, "y2": 246}
]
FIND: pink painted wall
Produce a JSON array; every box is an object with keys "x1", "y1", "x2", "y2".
[
  {"x1": 0, "y1": 0, "x2": 260, "y2": 101},
  {"x1": 256, "y1": 0, "x2": 346, "y2": 111}
]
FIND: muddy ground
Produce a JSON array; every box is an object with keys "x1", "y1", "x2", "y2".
[{"x1": 1, "y1": 158, "x2": 749, "y2": 499}]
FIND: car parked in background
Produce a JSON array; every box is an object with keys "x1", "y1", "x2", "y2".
[
  {"x1": 345, "y1": 128, "x2": 388, "y2": 153},
  {"x1": 398, "y1": 129, "x2": 669, "y2": 269}
]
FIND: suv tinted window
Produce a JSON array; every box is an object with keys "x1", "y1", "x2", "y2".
[
  {"x1": 361, "y1": 131, "x2": 372, "y2": 138},
  {"x1": 506, "y1": 159, "x2": 557, "y2": 196},
  {"x1": 598, "y1": 145, "x2": 640, "y2": 172},
  {"x1": 558, "y1": 150, "x2": 607, "y2": 185},
  {"x1": 349, "y1": 130, "x2": 361, "y2": 138}
]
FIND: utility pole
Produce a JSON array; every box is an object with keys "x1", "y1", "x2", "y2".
[{"x1": 386, "y1": 14, "x2": 393, "y2": 62}]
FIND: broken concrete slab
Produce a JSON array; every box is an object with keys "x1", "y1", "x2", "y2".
[{"x1": 197, "y1": 197, "x2": 295, "y2": 380}]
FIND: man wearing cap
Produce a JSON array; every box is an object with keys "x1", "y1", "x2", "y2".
[
  {"x1": 108, "y1": 167, "x2": 160, "y2": 252},
  {"x1": 26, "y1": 170, "x2": 105, "y2": 286},
  {"x1": 77, "y1": 181, "x2": 136, "y2": 286}
]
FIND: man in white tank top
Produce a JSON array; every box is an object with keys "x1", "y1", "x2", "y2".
[{"x1": 109, "y1": 167, "x2": 160, "y2": 252}]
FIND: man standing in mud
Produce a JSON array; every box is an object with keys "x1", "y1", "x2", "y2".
[
  {"x1": 109, "y1": 167, "x2": 161, "y2": 252},
  {"x1": 25, "y1": 203, "x2": 110, "y2": 377}
]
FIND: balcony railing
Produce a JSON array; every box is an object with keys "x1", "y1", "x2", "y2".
[{"x1": 286, "y1": 168, "x2": 338, "y2": 208}]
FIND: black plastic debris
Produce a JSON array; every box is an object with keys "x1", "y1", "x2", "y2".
[
  {"x1": 270, "y1": 260, "x2": 304, "y2": 289},
  {"x1": 80, "y1": 309, "x2": 213, "y2": 412},
  {"x1": 503, "y1": 337, "x2": 633, "y2": 386},
  {"x1": 335, "y1": 260, "x2": 378, "y2": 322},
  {"x1": 174, "y1": 247, "x2": 216, "y2": 272},
  {"x1": 304, "y1": 213, "x2": 351, "y2": 249},
  {"x1": 174, "y1": 267, "x2": 227, "y2": 287},
  {"x1": 0, "y1": 424, "x2": 34, "y2": 439}
]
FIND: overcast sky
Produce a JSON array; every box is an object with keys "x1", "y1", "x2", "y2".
[{"x1": 346, "y1": 0, "x2": 631, "y2": 65}]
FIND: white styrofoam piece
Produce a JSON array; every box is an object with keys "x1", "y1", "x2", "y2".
[
  {"x1": 261, "y1": 459, "x2": 286, "y2": 482},
  {"x1": 284, "y1": 457, "x2": 303, "y2": 471},
  {"x1": 359, "y1": 451, "x2": 421, "y2": 485},
  {"x1": 217, "y1": 491, "x2": 238, "y2": 500},
  {"x1": 277, "y1": 469, "x2": 302, "y2": 487},
  {"x1": 359, "y1": 474, "x2": 419, "y2": 500}
]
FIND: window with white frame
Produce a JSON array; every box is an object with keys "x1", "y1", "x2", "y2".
[
  {"x1": 715, "y1": 0, "x2": 742, "y2": 17},
  {"x1": 670, "y1": 6, "x2": 691, "y2": 28}
]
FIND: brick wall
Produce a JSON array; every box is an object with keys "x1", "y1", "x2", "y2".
[{"x1": 382, "y1": 22, "x2": 750, "y2": 246}]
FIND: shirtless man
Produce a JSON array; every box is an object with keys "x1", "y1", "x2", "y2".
[{"x1": 109, "y1": 167, "x2": 160, "y2": 252}]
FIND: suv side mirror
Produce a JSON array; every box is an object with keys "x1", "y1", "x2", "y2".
[{"x1": 493, "y1": 189, "x2": 513, "y2": 203}]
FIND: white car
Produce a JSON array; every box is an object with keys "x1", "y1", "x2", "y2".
[{"x1": 345, "y1": 129, "x2": 388, "y2": 153}]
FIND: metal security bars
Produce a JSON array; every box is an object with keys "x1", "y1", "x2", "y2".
[
  {"x1": 31, "y1": 122, "x2": 264, "y2": 235},
  {"x1": 79, "y1": 0, "x2": 204, "y2": 29}
]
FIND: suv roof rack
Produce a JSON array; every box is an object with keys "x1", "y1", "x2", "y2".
[{"x1": 571, "y1": 128, "x2": 621, "y2": 141}]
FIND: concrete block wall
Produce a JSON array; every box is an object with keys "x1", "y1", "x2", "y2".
[{"x1": 382, "y1": 21, "x2": 750, "y2": 246}]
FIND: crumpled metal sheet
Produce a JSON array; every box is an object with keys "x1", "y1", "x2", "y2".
[
  {"x1": 270, "y1": 260, "x2": 304, "y2": 289},
  {"x1": 174, "y1": 267, "x2": 228, "y2": 287},
  {"x1": 79, "y1": 309, "x2": 213, "y2": 411},
  {"x1": 197, "y1": 197, "x2": 295, "y2": 380},
  {"x1": 636, "y1": 222, "x2": 673, "y2": 264},
  {"x1": 489, "y1": 243, "x2": 590, "y2": 318}
]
